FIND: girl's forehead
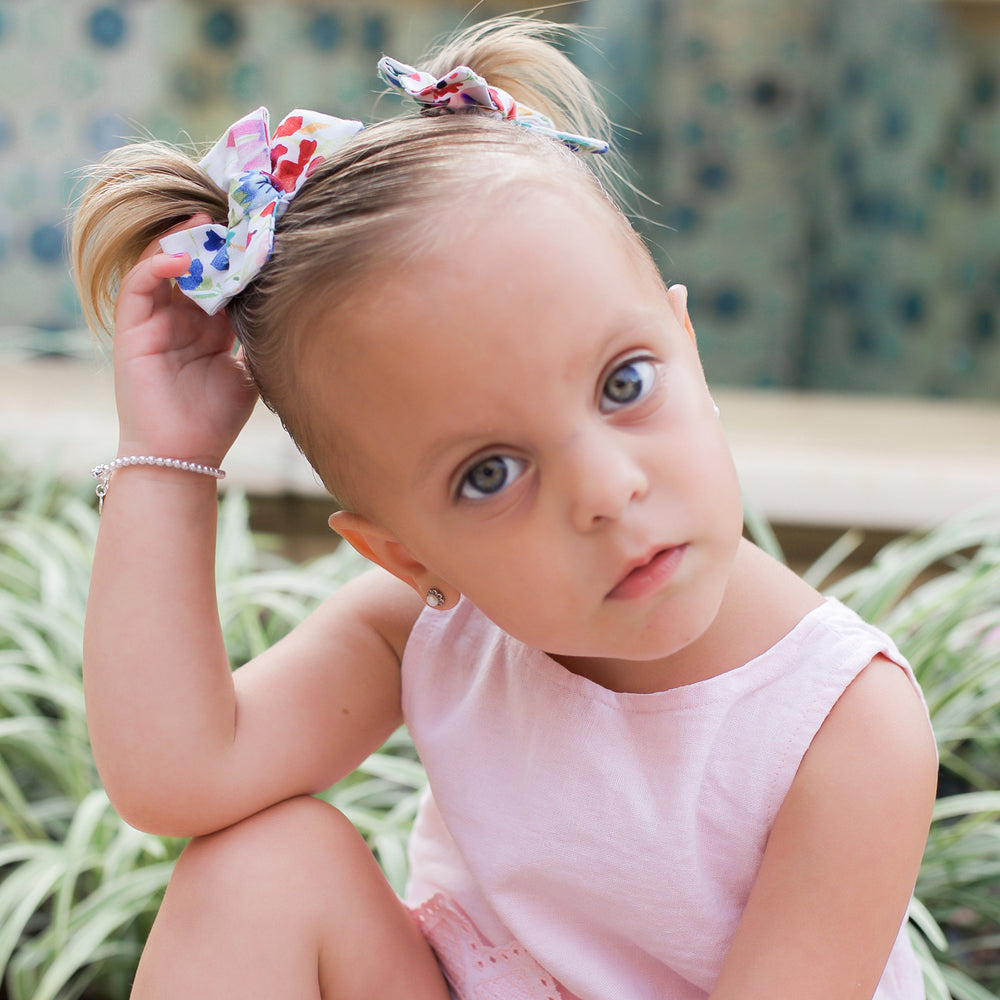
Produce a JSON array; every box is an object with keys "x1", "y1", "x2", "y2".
[
  {"x1": 411, "y1": 160, "x2": 639, "y2": 258},
  {"x1": 312, "y1": 187, "x2": 663, "y2": 387},
  {"x1": 314, "y1": 194, "x2": 666, "y2": 420},
  {"x1": 403, "y1": 194, "x2": 645, "y2": 322}
]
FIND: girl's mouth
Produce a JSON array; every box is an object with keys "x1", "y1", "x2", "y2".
[{"x1": 607, "y1": 545, "x2": 687, "y2": 601}]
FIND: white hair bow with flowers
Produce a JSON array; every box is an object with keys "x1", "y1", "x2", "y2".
[
  {"x1": 160, "y1": 108, "x2": 364, "y2": 315},
  {"x1": 377, "y1": 56, "x2": 609, "y2": 155}
]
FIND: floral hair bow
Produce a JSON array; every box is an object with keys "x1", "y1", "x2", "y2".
[
  {"x1": 377, "y1": 56, "x2": 609, "y2": 155},
  {"x1": 160, "y1": 108, "x2": 364, "y2": 314}
]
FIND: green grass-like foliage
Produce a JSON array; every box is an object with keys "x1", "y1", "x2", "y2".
[{"x1": 1, "y1": 461, "x2": 998, "y2": 998}]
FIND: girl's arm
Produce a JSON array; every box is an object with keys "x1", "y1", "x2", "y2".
[
  {"x1": 84, "y1": 240, "x2": 416, "y2": 837},
  {"x1": 709, "y1": 654, "x2": 938, "y2": 999}
]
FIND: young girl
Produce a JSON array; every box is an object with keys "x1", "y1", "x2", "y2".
[{"x1": 73, "y1": 17, "x2": 937, "y2": 1000}]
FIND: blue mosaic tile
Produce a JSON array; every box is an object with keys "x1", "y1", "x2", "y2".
[
  {"x1": 969, "y1": 308, "x2": 996, "y2": 345},
  {"x1": 970, "y1": 67, "x2": 997, "y2": 109},
  {"x1": 361, "y1": 14, "x2": 387, "y2": 53},
  {"x1": 841, "y1": 59, "x2": 870, "y2": 99},
  {"x1": 713, "y1": 287, "x2": 748, "y2": 321},
  {"x1": 749, "y1": 77, "x2": 786, "y2": 110},
  {"x1": 851, "y1": 326, "x2": 878, "y2": 357},
  {"x1": 880, "y1": 104, "x2": 909, "y2": 143},
  {"x1": 87, "y1": 5, "x2": 126, "y2": 48},
  {"x1": 926, "y1": 160, "x2": 949, "y2": 192},
  {"x1": 680, "y1": 120, "x2": 704, "y2": 147},
  {"x1": 203, "y1": 7, "x2": 243, "y2": 48},
  {"x1": 966, "y1": 164, "x2": 994, "y2": 201},
  {"x1": 685, "y1": 36, "x2": 709, "y2": 60},
  {"x1": 703, "y1": 80, "x2": 729, "y2": 106},
  {"x1": 308, "y1": 11, "x2": 342, "y2": 51},
  {"x1": 697, "y1": 162, "x2": 730, "y2": 192},
  {"x1": 896, "y1": 289, "x2": 926, "y2": 327},
  {"x1": 29, "y1": 223, "x2": 64, "y2": 264},
  {"x1": 663, "y1": 204, "x2": 699, "y2": 234}
]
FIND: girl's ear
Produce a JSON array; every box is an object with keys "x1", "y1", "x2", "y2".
[
  {"x1": 667, "y1": 283, "x2": 697, "y2": 346},
  {"x1": 328, "y1": 510, "x2": 431, "y2": 596}
]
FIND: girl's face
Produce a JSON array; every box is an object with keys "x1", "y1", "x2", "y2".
[{"x1": 320, "y1": 187, "x2": 744, "y2": 685}]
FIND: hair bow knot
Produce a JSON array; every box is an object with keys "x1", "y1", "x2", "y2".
[
  {"x1": 377, "y1": 56, "x2": 608, "y2": 155},
  {"x1": 161, "y1": 108, "x2": 364, "y2": 314}
]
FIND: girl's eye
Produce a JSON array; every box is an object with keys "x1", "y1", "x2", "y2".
[
  {"x1": 459, "y1": 455, "x2": 527, "y2": 500},
  {"x1": 600, "y1": 358, "x2": 657, "y2": 413}
]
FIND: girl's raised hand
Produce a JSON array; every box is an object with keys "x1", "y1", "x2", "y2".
[{"x1": 111, "y1": 216, "x2": 259, "y2": 466}]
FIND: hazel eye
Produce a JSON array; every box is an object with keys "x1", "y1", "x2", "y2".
[
  {"x1": 600, "y1": 358, "x2": 657, "y2": 413},
  {"x1": 459, "y1": 454, "x2": 526, "y2": 500}
]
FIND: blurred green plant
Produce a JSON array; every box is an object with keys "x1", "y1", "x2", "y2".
[{"x1": 0, "y1": 461, "x2": 998, "y2": 998}]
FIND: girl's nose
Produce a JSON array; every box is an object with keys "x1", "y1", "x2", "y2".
[{"x1": 566, "y1": 432, "x2": 649, "y2": 532}]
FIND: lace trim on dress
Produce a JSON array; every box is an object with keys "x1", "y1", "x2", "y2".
[{"x1": 410, "y1": 894, "x2": 577, "y2": 1000}]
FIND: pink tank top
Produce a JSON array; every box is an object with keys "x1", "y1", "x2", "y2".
[{"x1": 401, "y1": 597, "x2": 927, "y2": 1000}]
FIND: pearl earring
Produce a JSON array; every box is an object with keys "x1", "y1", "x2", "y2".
[{"x1": 425, "y1": 587, "x2": 446, "y2": 609}]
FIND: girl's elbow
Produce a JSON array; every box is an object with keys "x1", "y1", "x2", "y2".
[
  {"x1": 103, "y1": 790, "x2": 177, "y2": 837},
  {"x1": 101, "y1": 774, "x2": 229, "y2": 839}
]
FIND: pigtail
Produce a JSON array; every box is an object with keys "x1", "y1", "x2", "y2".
[
  {"x1": 422, "y1": 16, "x2": 606, "y2": 141},
  {"x1": 418, "y1": 15, "x2": 626, "y2": 204},
  {"x1": 71, "y1": 143, "x2": 227, "y2": 339}
]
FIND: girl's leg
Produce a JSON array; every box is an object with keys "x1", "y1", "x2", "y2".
[{"x1": 131, "y1": 796, "x2": 451, "y2": 1000}]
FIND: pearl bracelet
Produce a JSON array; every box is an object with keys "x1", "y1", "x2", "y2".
[{"x1": 91, "y1": 456, "x2": 225, "y2": 512}]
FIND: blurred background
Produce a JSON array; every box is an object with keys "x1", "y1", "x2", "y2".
[
  {"x1": 0, "y1": 10, "x2": 999, "y2": 995},
  {"x1": 2, "y1": 0, "x2": 1000, "y2": 399}
]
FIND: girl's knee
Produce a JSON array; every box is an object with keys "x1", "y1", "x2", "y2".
[
  {"x1": 172, "y1": 796, "x2": 370, "y2": 902},
  {"x1": 157, "y1": 797, "x2": 447, "y2": 998}
]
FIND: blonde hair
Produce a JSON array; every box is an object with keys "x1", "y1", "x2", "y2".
[{"x1": 72, "y1": 15, "x2": 636, "y2": 505}]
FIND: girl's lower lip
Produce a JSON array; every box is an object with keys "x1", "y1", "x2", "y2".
[{"x1": 607, "y1": 545, "x2": 687, "y2": 601}]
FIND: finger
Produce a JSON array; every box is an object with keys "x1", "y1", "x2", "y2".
[
  {"x1": 152, "y1": 252, "x2": 194, "y2": 281},
  {"x1": 136, "y1": 212, "x2": 215, "y2": 264},
  {"x1": 119, "y1": 209, "x2": 217, "y2": 335},
  {"x1": 114, "y1": 253, "x2": 180, "y2": 333}
]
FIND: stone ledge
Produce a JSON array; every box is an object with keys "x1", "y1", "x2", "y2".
[
  {"x1": 714, "y1": 389, "x2": 1000, "y2": 531},
  {"x1": 2, "y1": 356, "x2": 997, "y2": 532}
]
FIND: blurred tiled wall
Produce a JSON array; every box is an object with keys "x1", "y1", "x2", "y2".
[
  {"x1": 580, "y1": 0, "x2": 1000, "y2": 397},
  {"x1": 2, "y1": 0, "x2": 999, "y2": 398},
  {"x1": 0, "y1": 0, "x2": 483, "y2": 352}
]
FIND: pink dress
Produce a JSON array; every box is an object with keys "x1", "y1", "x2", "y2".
[{"x1": 401, "y1": 597, "x2": 928, "y2": 1000}]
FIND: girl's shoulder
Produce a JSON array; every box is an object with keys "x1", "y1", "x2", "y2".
[
  {"x1": 294, "y1": 566, "x2": 426, "y2": 671},
  {"x1": 340, "y1": 567, "x2": 427, "y2": 661},
  {"x1": 720, "y1": 542, "x2": 921, "y2": 677}
]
